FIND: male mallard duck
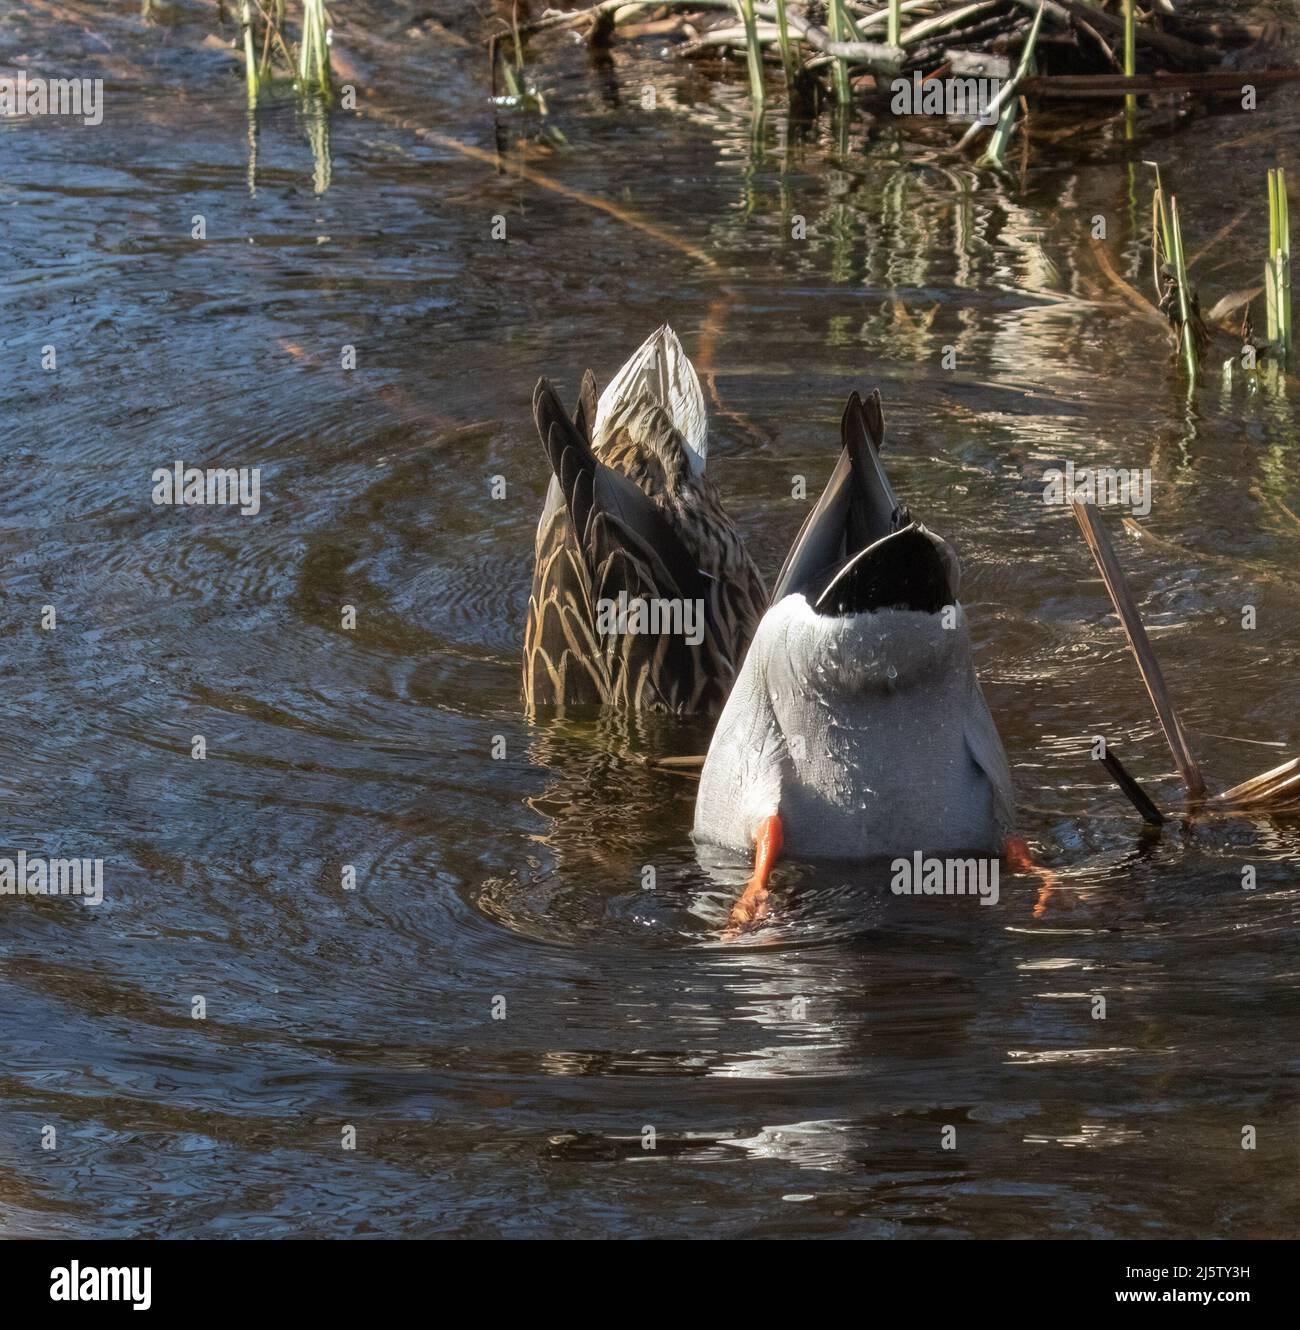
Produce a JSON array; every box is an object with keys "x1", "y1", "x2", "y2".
[
  {"x1": 692, "y1": 389, "x2": 1018, "y2": 928},
  {"x1": 523, "y1": 327, "x2": 766, "y2": 714}
]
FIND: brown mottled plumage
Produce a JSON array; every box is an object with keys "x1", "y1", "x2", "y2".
[{"x1": 523, "y1": 329, "x2": 766, "y2": 715}]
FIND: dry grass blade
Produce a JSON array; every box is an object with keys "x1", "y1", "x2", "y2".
[
  {"x1": 1071, "y1": 501, "x2": 1207, "y2": 802},
  {"x1": 1214, "y1": 757, "x2": 1300, "y2": 809}
]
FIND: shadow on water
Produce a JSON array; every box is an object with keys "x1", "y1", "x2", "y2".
[{"x1": 1, "y1": 0, "x2": 1299, "y2": 1236}]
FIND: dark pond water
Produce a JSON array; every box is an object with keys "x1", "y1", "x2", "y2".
[{"x1": 2, "y1": 0, "x2": 1298, "y2": 1237}]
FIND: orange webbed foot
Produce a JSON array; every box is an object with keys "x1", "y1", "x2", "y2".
[
  {"x1": 723, "y1": 814, "x2": 783, "y2": 939},
  {"x1": 1004, "y1": 835, "x2": 1059, "y2": 919}
]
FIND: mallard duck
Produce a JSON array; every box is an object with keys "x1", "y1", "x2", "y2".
[
  {"x1": 523, "y1": 327, "x2": 767, "y2": 714},
  {"x1": 692, "y1": 389, "x2": 1017, "y2": 928}
]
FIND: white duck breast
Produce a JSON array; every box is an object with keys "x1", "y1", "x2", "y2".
[{"x1": 693, "y1": 389, "x2": 1014, "y2": 861}]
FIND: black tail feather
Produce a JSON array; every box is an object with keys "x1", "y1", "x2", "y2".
[{"x1": 814, "y1": 526, "x2": 952, "y2": 617}]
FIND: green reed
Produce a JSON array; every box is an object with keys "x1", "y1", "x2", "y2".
[
  {"x1": 1167, "y1": 196, "x2": 1196, "y2": 376},
  {"x1": 978, "y1": 2, "x2": 1043, "y2": 170},
  {"x1": 299, "y1": 0, "x2": 331, "y2": 99},
  {"x1": 1150, "y1": 166, "x2": 1200, "y2": 379},
  {"x1": 1266, "y1": 167, "x2": 1291, "y2": 362},
  {"x1": 827, "y1": 0, "x2": 852, "y2": 105},
  {"x1": 1123, "y1": 0, "x2": 1136, "y2": 124},
  {"x1": 773, "y1": 0, "x2": 797, "y2": 92},
  {"x1": 736, "y1": 0, "x2": 766, "y2": 113}
]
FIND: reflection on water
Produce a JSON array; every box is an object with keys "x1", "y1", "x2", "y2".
[{"x1": 1, "y1": 0, "x2": 1299, "y2": 1237}]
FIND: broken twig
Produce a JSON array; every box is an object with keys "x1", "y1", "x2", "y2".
[{"x1": 1071, "y1": 501, "x2": 1207, "y2": 802}]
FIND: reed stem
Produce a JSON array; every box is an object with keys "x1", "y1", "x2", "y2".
[
  {"x1": 241, "y1": 1, "x2": 259, "y2": 109},
  {"x1": 1148, "y1": 166, "x2": 1199, "y2": 379},
  {"x1": 1168, "y1": 195, "x2": 1198, "y2": 379},
  {"x1": 1267, "y1": 167, "x2": 1291, "y2": 362},
  {"x1": 736, "y1": 0, "x2": 766, "y2": 113},
  {"x1": 828, "y1": 0, "x2": 852, "y2": 105},
  {"x1": 1279, "y1": 169, "x2": 1291, "y2": 361},
  {"x1": 773, "y1": 0, "x2": 797, "y2": 91},
  {"x1": 298, "y1": 0, "x2": 331, "y2": 98},
  {"x1": 977, "y1": 3, "x2": 1044, "y2": 169},
  {"x1": 1123, "y1": 0, "x2": 1136, "y2": 124}
]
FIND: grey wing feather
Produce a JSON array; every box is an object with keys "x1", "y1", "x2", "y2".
[{"x1": 962, "y1": 683, "x2": 1016, "y2": 838}]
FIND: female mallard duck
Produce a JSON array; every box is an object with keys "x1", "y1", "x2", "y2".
[
  {"x1": 523, "y1": 326, "x2": 767, "y2": 714},
  {"x1": 692, "y1": 389, "x2": 1019, "y2": 928}
]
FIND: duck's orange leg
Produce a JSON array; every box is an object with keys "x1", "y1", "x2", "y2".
[
  {"x1": 1005, "y1": 835, "x2": 1058, "y2": 918},
  {"x1": 726, "y1": 814, "x2": 784, "y2": 934}
]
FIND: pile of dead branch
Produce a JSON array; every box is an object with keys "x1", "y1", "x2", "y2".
[{"x1": 512, "y1": 2, "x2": 1291, "y2": 105}]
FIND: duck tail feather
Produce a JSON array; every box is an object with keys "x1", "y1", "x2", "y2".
[
  {"x1": 594, "y1": 326, "x2": 707, "y2": 463},
  {"x1": 534, "y1": 380, "x2": 713, "y2": 615},
  {"x1": 862, "y1": 387, "x2": 885, "y2": 451},
  {"x1": 842, "y1": 389, "x2": 905, "y2": 544},
  {"x1": 574, "y1": 369, "x2": 599, "y2": 448},
  {"x1": 535, "y1": 377, "x2": 590, "y2": 471}
]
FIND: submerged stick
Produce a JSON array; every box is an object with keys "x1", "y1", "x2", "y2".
[
  {"x1": 1071, "y1": 501, "x2": 1207, "y2": 802},
  {"x1": 1098, "y1": 746, "x2": 1166, "y2": 825},
  {"x1": 640, "y1": 754, "x2": 706, "y2": 780}
]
